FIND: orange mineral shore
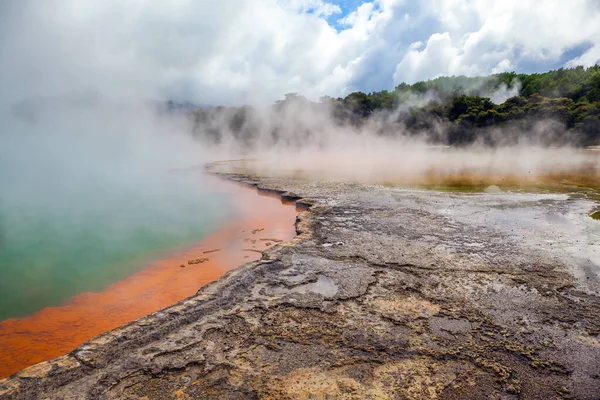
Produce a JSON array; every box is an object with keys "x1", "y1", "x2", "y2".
[{"x1": 0, "y1": 177, "x2": 300, "y2": 379}]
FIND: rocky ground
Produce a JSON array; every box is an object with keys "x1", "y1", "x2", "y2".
[{"x1": 1, "y1": 165, "x2": 600, "y2": 399}]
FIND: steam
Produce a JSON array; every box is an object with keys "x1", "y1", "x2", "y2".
[
  {"x1": 0, "y1": 98, "x2": 234, "y2": 319},
  {"x1": 192, "y1": 95, "x2": 599, "y2": 189},
  {"x1": 490, "y1": 79, "x2": 522, "y2": 104},
  {"x1": 1, "y1": 0, "x2": 599, "y2": 321},
  {"x1": 216, "y1": 145, "x2": 599, "y2": 189},
  {"x1": 0, "y1": 2, "x2": 244, "y2": 318}
]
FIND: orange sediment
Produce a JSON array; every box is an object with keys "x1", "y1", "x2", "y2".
[{"x1": 0, "y1": 177, "x2": 300, "y2": 379}]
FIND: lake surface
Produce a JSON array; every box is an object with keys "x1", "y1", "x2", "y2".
[
  {"x1": 0, "y1": 177, "x2": 300, "y2": 379},
  {"x1": 0, "y1": 169, "x2": 231, "y2": 320},
  {"x1": 0, "y1": 109, "x2": 233, "y2": 321}
]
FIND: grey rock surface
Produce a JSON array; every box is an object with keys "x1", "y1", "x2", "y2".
[{"x1": 1, "y1": 167, "x2": 600, "y2": 399}]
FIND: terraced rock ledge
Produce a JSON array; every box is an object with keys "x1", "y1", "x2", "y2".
[{"x1": 1, "y1": 165, "x2": 600, "y2": 399}]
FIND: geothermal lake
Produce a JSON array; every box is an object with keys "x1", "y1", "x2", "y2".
[
  {"x1": 0, "y1": 112, "x2": 232, "y2": 321},
  {"x1": 0, "y1": 112, "x2": 302, "y2": 378},
  {"x1": 0, "y1": 172, "x2": 300, "y2": 379},
  {"x1": 0, "y1": 168, "x2": 235, "y2": 320}
]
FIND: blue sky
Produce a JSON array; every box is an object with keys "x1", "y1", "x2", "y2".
[{"x1": 325, "y1": 0, "x2": 365, "y2": 26}]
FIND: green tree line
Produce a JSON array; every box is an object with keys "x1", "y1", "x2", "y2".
[{"x1": 188, "y1": 65, "x2": 600, "y2": 147}]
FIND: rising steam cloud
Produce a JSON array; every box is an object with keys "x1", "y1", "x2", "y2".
[
  {"x1": 191, "y1": 94, "x2": 599, "y2": 189},
  {"x1": 0, "y1": 0, "x2": 599, "y2": 319},
  {"x1": 0, "y1": 97, "x2": 232, "y2": 318}
]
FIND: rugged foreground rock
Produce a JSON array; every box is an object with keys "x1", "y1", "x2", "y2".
[{"x1": 1, "y1": 169, "x2": 600, "y2": 399}]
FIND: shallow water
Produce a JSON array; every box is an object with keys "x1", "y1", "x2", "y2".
[{"x1": 210, "y1": 149, "x2": 600, "y2": 193}]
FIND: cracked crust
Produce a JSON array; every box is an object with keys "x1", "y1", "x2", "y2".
[{"x1": 1, "y1": 167, "x2": 600, "y2": 399}]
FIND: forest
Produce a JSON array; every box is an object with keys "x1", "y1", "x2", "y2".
[{"x1": 185, "y1": 65, "x2": 600, "y2": 147}]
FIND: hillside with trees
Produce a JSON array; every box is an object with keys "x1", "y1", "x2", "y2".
[{"x1": 188, "y1": 65, "x2": 600, "y2": 147}]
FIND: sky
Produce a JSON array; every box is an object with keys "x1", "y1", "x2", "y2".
[{"x1": 1, "y1": 0, "x2": 600, "y2": 106}]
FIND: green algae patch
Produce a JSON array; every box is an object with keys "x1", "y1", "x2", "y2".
[{"x1": 591, "y1": 211, "x2": 600, "y2": 220}]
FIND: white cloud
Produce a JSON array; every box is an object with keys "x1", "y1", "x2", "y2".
[
  {"x1": 1, "y1": 0, "x2": 599, "y2": 107},
  {"x1": 491, "y1": 59, "x2": 512, "y2": 75},
  {"x1": 566, "y1": 44, "x2": 600, "y2": 68},
  {"x1": 393, "y1": 33, "x2": 464, "y2": 83},
  {"x1": 394, "y1": 0, "x2": 600, "y2": 83}
]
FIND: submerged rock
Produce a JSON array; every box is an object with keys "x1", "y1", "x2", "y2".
[{"x1": 187, "y1": 258, "x2": 208, "y2": 265}]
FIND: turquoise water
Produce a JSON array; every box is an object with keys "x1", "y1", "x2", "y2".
[
  {"x1": 0, "y1": 175, "x2": 228, "y2": 320},
  {"x1": 0, "y1": 109, "x2": 231, "y2": 320}
]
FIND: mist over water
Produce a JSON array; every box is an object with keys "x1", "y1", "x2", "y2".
[
  {"x1": 216, "y1": 145, "x2": 600, "y2": 189},
  {"x1": 2, "y1": 91, "x2": 598, "y2": 323},
  {"x1": 193, "y1": 98, "x2": 600, "y2": 190},
  {"x1": 0, "y1": 102, "x2": 230, "y2": 320},
  {"x1": 1, "y1": 0, "x2": 599, "y2": 325}
]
